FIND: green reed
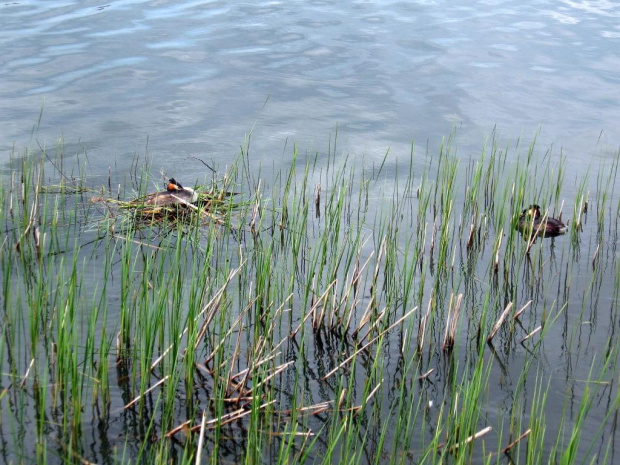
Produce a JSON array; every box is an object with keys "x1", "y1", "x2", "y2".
[{"x1": 1, "y1": 131, "x2": 619, "y2": 464}]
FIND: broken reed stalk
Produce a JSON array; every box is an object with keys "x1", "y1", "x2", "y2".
[
  {"x1": 365, "y1": 380, "x2": 382, "y2": 404},
  {"x1": 124, "y1": 375, "x2": 169, "y2": 409},
  {"x1": 198, "y1": 400, "x2": 276, "y2": 430},
  {"x1": 279, "y1": 401, "x2": 333, "y2": 416},
  {"x1": 513, "y1": 300, "x2": 532, "y2": 320},
  {"x1": 290, "y1": 280, "x2": 337, "y2": 338},
  {"x1": 354, "y1": 240, "x2": 387, "y2": 335},
  {"x1": 357, "y1": 308, "x2": 387, "y2": 343},
  {"x1": 203, "y1": 310, "x2": 246, "y2": 368},
  {"x1": 487, "y1": 302, "x2": 513, "y2": 343},
  {"x1": 342, "y1": 248, "x2": 373, "y2": 330},
  {"x1": 165, "y1": 420, "x2": 192, "y2": 438},
  {"x1": 494, "y1": 230, "x2": 503, "y2": 272},
  {"x1": 225, "y1": 319, "x2": 245, "y2": 396},
  {"x1": 417, "y1": 293, "x2": 433, "y2": 353},
  {"x1": 442, "y1": 293, "x2": 463, "y2": 351},
  {"x1": 231, "y1": 353, "x2": 286, "y2": 402},
  {"x1": 151, "y1": 262, "x2": 245, "y2": 371},
  {"x1": 249, "y1": 361, "x2": 294, "y2": 394},
  {"x1": 520, "y1": 326, "x2": 542, "y2": 343},
  {"x1": 322, "y1": 307, "x2": 416, "y2": 380},
  {"x1": 371, "y1": 237, "x2": 387, "y2": 290},
  {"x1": 228, "y1": 352, "x2": 279, "y2": 383},
  {"x1": 314, "y1": 279, "x2": 337, "y2": 330},
  {"x1": 592, "y1": 243, "x2": 600, "y2": 269},
  {"x1": 195, "y1": 410, "x2": 207, "y2": 465},
  {"x1": 418, "y1": 368, "x2": 434, "y2": 380},
  {"x1": 20, "y1": 358, "x2": 35, "y2": 388},
  {"x1": 446, "y1": 426, "x2": 492, "y2": 452},
  {"x1": 502, "y1": 428, "x2": 531, "y2": 454}
]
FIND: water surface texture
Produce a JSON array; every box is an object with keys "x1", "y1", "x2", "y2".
[
  {"x1": 1, "y1": 0, "x2": 618, "y2": 173},
  {"x1": 1, "y1": 1, "x2": 620, "y2": 464}
]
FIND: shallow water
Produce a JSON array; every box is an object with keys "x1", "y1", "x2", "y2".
[{"x1": 1, "y1": 1, "x2": 620, "y2": 464}]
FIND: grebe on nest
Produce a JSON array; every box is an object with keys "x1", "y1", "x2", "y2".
[{"x1": 139, "y1": 178, "x2": 198, "y2": 207}]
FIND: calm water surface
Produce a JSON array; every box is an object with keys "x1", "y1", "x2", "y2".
[
  {"x1": 1, "y1": 1, "x2": 620, "y2": 463},
  {"x1": 1, "y1": 0, "x2": 619, "y2": 174}
]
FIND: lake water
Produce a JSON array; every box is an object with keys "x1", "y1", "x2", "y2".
[
  {"x1": 1, "y1": 1, "x2": 620, "y2": 464},
  {"x1": 1, "y1": 0, "x2": 619, "y2": 176}
]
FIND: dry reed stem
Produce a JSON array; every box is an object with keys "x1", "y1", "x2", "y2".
[
  {"x1": 442, "y1": 293, "x2": 463, "y2": 351},
  {"x1": 230, "y1": 351, "x2": 276, "y2": 399},
  {"x1": 202, "y1": 310, "x2": 246, "y2": 369},
  {"x1": 124, "y1": 375, "x2": 169, "y2": 409},
  {"x1": 520, "y1": 326, "x2": 542, "y2": 343},
  {"x1": 417, "y1": 293, "x2": 433, "y2": 353},
  {"x1": 250, "y1": 361, "x2": 294, "y2": 393},
  {"x1": 190, "y1": 400, "x2": 276, "y2": 431},
  {"x1": 355, "y1": 240, "x2": 386, "y2": 334},
  {"x1": 363, "y1": 380, "x2": 382, "y2": 405},
  {"x1": 513, "y1": 300, "x2": 532, "y2": 320},
  {"x1": 165, "y1": 420, "x2": 192, "y2": 438},
  {"x1": 19, "y1": 358, "x2": 35, "y2": 388},
  {"x1": 250, "y1": 180, "x2": 261, "y2": 236},
  {"x1": 349, "y1": 238, "x2": 373, "y2": 286},
  {"x1": 264, "y1": 296, "x2": 291, "y2": 337},
  {"x1": 219, "y1": 400, "x2": 277, "y2": 427},
  {"x1": 338, "y1": 389, "x2": 347, "y2": 409},
  {"x1": 170, "y1": 194, "x2": 199, "y2": 210},
  {"x1": 357, "y1": 308, "x2": 386, "y2": 343},
  {"x1": 290, "y1": 280, "x2": 336, "y2": 338},
  {"x1": 322, "y1": 307, "x2": 416, "y2": 380},
  {"x1": 230, "y1": 353, "x2": 281, "y2": 401},
  {"x1": 223, "y1": 397, "x2": 253, "y2": 403},
  {"x1": 113, "y1": 234, "x2": 164, "y2": 250},
  {"x1": 446, "y1": 426, "x2": 492, "y2": 452},
  {"x1": 226, "y1": 319, "x2": 245, "y2": 396},
  {"x1": 418, "y1": 368, "x2": 434, "y2": 380},
  {"x1": 502, "y1": 428, "x2": 531, "y2": 454},
  {"x1": 371, "y1": 237, "x2": 387, "y2": 284},
  {"x1": 314, "y1": 279, "x2": 336, "y2": 330},
  {"x1": 151, "y1": 263, "x2": 245, "y2": 371},
  {"x1": 494, "y1": 230, "x2": 503, "y2": 272},
  {"x1": 195, "y1": 410, "x2": 207, "y2": 465},
  {"x1": 267, "y1": 430, "x2": 315, "y2": 437},
  {"x1": 279, "y1": 401, "x2": 333, "y2": 416},
  {"x1": 487, "y1": 302, "x2": 514, "y2": 343},
  {"x1": 193, "y1": 408, "x2": 244, "y2": 431},
  {"x1": 353, "y1": 298, "x2": 377, "y2": 338},
  {"x1": 592, "y1": 243, "x2": 600, "y2": 269}
]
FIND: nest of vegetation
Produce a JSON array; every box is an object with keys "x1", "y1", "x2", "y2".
[{"x1": 40, "y1": 177, "x2": 244, "y2": 232}]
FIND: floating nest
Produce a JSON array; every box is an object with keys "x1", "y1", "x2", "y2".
[{"x1": 88, "y1": 177, "x2": 244, "y2": 229}]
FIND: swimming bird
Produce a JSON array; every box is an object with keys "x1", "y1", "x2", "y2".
[
  {"x1": 140, "y1": 178, "x2": 198, "y2": 207},
  {"x1": 517, "y1": 204, "x2": 567, "y2": 238}
]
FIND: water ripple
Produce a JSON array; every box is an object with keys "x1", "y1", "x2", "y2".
[{"x1": 0, "y1": 0, "x2": 618, "y2": 174}]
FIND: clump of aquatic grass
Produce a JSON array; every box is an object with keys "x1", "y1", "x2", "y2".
[{"x1": 1, "y1": 131, "x2": 619, "y2": 464}]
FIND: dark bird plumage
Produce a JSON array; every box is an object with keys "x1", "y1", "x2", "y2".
[{"x1": 516, "y1": 204, "x2": 567, "y2": 238}]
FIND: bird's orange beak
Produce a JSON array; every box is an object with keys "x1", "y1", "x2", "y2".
[{"x1": 167, "y1": 182, "x2": 181, "y2": 191}]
